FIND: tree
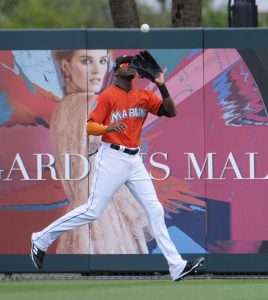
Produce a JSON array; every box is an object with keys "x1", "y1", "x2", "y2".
[
  {"x1": 0, "y1": 0, "x2": 112, "y2": 29},
  {"x1": 171, "y1": 0, "x2": 201, "y2": 27},
  {"x1": 0, "y1": 0, "x2": 266, "y2": 29},
  {"x1": 109, "y1": 0, "x2": 140, "y2": 28},
  {"x1": 202, "y1": 0, "x2": 228, "y2": 27}
]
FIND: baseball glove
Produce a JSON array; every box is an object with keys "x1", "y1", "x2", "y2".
[{"x1": 131, "y1": 50, "x2": 162, "y2": 82}]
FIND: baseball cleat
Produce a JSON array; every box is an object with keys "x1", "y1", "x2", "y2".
[
  {"x1": 31, "y1": 236, "x2": 45, "y2": 269},
  {"x1": 175, "y1": 257, "x2": 205, "y2": 281}
]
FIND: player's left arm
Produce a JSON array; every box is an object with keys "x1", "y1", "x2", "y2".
[
  {"x1": 154, "y1": 73, "x2": 176, "y2": 118},
  {"x1": 86, "y1": 121, "x2": 126, "y2": 136}
]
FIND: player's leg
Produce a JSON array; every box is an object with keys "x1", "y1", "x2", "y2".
[
  {"x1": 125, "y1": 154, "x2": 187, "y2": 280},
  {"x1": 31, "y1": 145, "x2": 128, "y2": 260}
]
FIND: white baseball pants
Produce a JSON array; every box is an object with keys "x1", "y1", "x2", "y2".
[{"x1": 32, "y1": 142, "x2": 186, "y2": 279}]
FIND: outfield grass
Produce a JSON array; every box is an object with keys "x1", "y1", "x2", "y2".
[{"x1": 0, "y1": 279, "x2": 268, "y2": 300}]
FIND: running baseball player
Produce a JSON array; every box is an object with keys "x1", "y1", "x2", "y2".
[{"x1": 31, "y1": 51, "x2": 204, "y2": 281}]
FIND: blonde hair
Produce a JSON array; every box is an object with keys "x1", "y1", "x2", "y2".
[
  {"x1": 53, "y1": 50, "x2": 75, "y2": 63},
  {"x1": 52, "y1": 50, "x2": 76, "y2": 95}
]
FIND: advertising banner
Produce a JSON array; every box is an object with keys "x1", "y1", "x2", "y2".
[{"x1": 1, "y1": 47, "x2": 268, "y2": 256}]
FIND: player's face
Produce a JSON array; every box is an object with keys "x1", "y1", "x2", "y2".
[
  {"x1": 116, "y1": 62, "x2": 136, "y2": 79},
  {"x1": 65, "y1": 49, "x2": 108, "y2": 94}
]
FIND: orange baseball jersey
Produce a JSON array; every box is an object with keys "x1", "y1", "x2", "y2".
[{"x1": 88, "y1": 85, "x2": 163, "y2": 148}]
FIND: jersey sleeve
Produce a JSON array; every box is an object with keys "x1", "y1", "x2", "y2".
[
  {"x1": 146, "y1": 90, "x2": 163, "y2": 115},
  {"x1": 87, "y1": 94, "x2": 108, "y2": 124}
]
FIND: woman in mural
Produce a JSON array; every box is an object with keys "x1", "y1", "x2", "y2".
[{"x1": 50, "y1": 49, "x2": 153, "y2": 254}]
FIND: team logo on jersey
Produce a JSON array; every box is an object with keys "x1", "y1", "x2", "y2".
[{"x1": 110, "y1": 107, "x2": 147, "y2": 123}]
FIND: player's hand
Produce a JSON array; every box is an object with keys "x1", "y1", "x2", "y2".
[
  {"x1": 154, "y1": 72, "x2": 164, "y2": 86},
  {"x1": 107, "y1": 122, "x2": 127, "y2": 133}
]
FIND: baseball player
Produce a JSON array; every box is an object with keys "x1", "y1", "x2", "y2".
[{"x1": 31, "y1": 51, "x2": 204, "y2": 281}]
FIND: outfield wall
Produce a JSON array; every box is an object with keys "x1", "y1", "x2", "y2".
[{"x1": 1, "y1": 28, "x2": 268, "y2": 273}]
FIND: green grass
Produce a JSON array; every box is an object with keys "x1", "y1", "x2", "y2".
[{"x1": 0, "y1": 279, "x2": 268, "y2": 300}]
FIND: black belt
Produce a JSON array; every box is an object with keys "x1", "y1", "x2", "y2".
[{"x1": 110, "y1": 144, "x2": 139, "y2": 155}]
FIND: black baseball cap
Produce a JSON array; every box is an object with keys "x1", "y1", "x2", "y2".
[{"x1": 113, "y1": 55, "x2": 134, "y2": 70}]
